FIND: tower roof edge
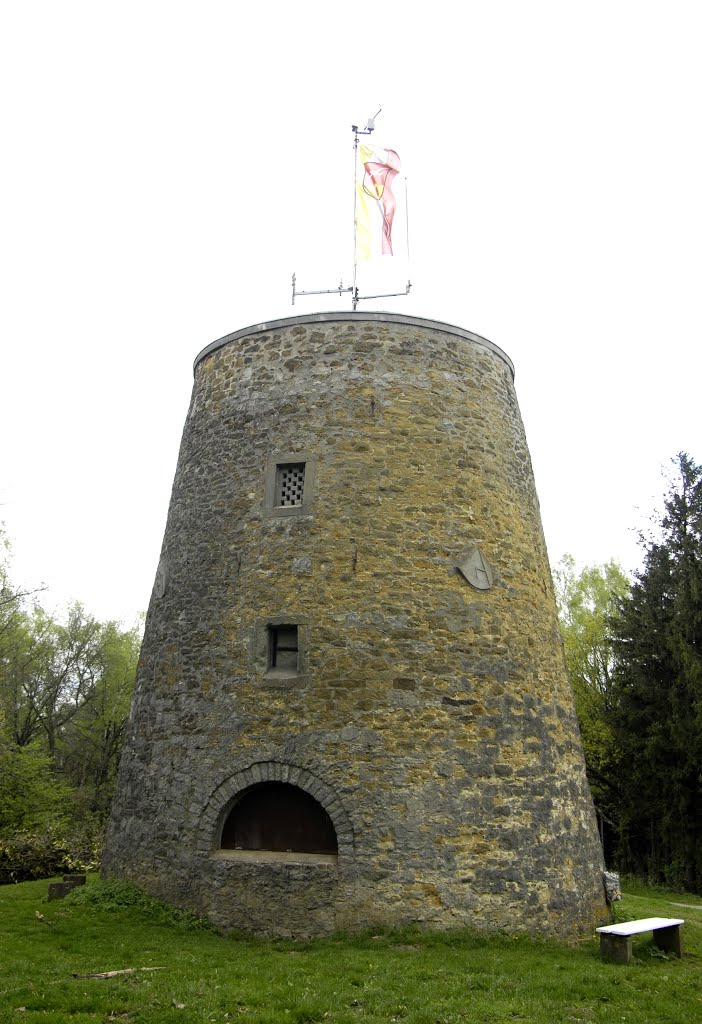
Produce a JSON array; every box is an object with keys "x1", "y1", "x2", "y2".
[{"x1": 193, "y1": 312, "x2": 515, "y2": 379}]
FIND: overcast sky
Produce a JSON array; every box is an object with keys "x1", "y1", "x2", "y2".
[{"x1": 1, "y1": 1, "x2": 700, "y2": 626}]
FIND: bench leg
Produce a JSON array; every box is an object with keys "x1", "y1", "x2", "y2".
[
  {"x1": 654, "y1": 925, "x2": 682, "y2": 958},
  {"x1": 600, "y1": 933, "x2": 632, "y2": 963}
]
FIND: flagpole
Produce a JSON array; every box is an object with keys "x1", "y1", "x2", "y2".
[
  {"x1": 350, "y1": 109, "x2": 380, "y2": 312},
  {"x1": 352, "y1": 127, "x2": 360, "y2": 311},
  {"x1": 405, "y1": 176, "x2": 410, "y2": 266},
  {"x1": 291, "y1": 109, "x2": 411, "y2": 310}
]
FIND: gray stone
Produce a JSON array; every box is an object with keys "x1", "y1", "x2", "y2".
[{"x1": 103, "y1": 313, "x2": 607, "y2": 939}]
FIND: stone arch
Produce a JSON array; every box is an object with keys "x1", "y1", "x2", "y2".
[
  {"x1": 198, "y1": 761, "x2": 354, "y2": 859},
  {"x1": 221, "y1": 784, "x2": 338, "y2": 854}
]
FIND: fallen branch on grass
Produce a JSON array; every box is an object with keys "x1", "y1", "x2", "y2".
[{"x1": 72, "y1": 967, "x2": 167, "y2": 980}]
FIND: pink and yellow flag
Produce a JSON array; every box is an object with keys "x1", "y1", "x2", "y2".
[{"x1": 355, "y1": 143, "x2": 401, "y2": 262}]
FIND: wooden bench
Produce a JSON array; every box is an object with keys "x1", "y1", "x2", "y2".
[{"x1": 596, "y1": 917, "x2": 684, "y2": 963}]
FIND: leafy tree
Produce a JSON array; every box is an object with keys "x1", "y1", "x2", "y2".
[
  {"x1": 1, "y1": 602, "x2": 115, "y2": 754},
  {"x1": 0, "y1": 526, "x2": 46, "y2": 646},
  {"x1": 554, "y1": 555, "x2": 630, "y2": 856},
  {"x1": 0, "y1": 743, "x2": 72, "y2": 834},
  {"x1": 58, "y1": 620, "x2": 141, "y2": 816},
  {"x1": 609, "y1": 453, "x2": 702, "y2": 890},
  {"x1": 0, "y1": 608, "x2": 42, "y2": 746},
  {"x1": 0, "y1": 526, "x2": 140, "y2": 860},
  {"x1": 31, "y1": 603, "x2": 110, "y2": 756},
  {"x1": 0, "y1": 526, "x2": 49, "y2": 746}
]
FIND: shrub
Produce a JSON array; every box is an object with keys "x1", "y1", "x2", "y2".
[
  {"x1": 68, "y1": 879, "x2": 214, "y2": 931},
  {"x1": 0, "y1": 818, "x2": 103, "y2": 885}
]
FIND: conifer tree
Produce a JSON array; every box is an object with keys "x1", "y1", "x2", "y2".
[{"x1": 610, "y1": 453, "x2": 702, "y2": 890}]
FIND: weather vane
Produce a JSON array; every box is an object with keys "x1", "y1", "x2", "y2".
[{"x1": 292, "y1": 108, "x2": 412, "y2": 311}]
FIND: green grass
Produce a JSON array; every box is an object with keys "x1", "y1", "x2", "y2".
[{"x1": 1, "y1": 877, "x2": 701, "y2": 1023}]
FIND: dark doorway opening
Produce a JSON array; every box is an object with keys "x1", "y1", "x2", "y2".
[{"x1": 221, "y1": 783, "x2": 338, "y2": 855}]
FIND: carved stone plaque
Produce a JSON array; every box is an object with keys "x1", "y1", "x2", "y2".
[
  {"x1": 153, "y1": 558, "x2": 169, "y2": 600},
  {"x1": 455, "y1": 546, "x2": 494, "y2": 591}
]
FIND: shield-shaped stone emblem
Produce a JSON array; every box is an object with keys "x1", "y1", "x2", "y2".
[{"x1": 455, "y1": 546, "x2": 494, "y2": 591}]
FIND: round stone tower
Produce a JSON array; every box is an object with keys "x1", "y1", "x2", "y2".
[{"x1": 103, "y1": 312, "x2": 607, "y2": 937}]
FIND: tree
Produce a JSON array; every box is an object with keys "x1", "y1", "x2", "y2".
[
  {"x1": 0, "y1": 526, "x2": 140, "y2": 839},
  {"x1": 0, "y1": 526, "x2": 49, "y2": 746},
  {"x1": 554, "y1": 555, "x2": 630, "y2": 856},
  {"x1": 2, "y1": 603, "x2": 110, "y2": 752},
  {"x1": 0, "y1": 525, "x2": 46, "y2": 643},
  {"x1": 0, "y1": 744, "x2": 72, "y2": 834},
  {"x1": 58, "y1": 619, "x2": 141, "y2": 816},
  {"x1": 609, "y1": 453, "x2": 702, "y2": 890},
  {"x1": 31, "y1": 603, "x2": 109, "y2": 756}
]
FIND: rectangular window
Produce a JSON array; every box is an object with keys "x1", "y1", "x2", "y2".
[
  {"x1": 275, "y1": 463, "x2": 305, "y2": 507},
  {"x1": 268, "y1": 624, "x2": 299, "y2": 673},
  {"x1": 263, "y1": 454, "x2": 316, "y2": 518}
]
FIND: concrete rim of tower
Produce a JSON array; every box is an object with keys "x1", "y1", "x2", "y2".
[{"x1": 194, "y1": 312, "x2": 515, "y2": 380}]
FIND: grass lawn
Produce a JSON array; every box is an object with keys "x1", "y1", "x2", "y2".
[{"x1": 0, "y1": 876, "x2": 700, "y2": 1023}]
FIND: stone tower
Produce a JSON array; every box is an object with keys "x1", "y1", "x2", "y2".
[{"x1": 103, "y1": 312, "x2": 607, "y2": 937}]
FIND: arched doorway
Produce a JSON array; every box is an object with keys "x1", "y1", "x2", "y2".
[{"x1": 220, "y1": 782, "x2": 338, "y2": 855}]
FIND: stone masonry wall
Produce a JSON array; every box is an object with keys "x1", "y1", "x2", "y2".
[{"x1": 103, "y1": 312, "x2": 607, "y2": 937}]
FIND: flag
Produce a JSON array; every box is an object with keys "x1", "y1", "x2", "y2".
[{"x1": 355, "y1": 143, "x2": 401, "y2": 262}]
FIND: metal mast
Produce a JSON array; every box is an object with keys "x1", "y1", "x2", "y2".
[{"x1": 292, "y1": 110, "x2": 411, "y2": 310}]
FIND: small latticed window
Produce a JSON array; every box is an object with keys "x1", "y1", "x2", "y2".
[
  {"x1": 264, "y1": 454, "x2": 315, "y2": 518},
  {"x1": 275, "y1": 463, "x2": 305, "y2": 507}
]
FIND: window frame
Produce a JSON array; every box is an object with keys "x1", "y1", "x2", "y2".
[
  {"x1": 255, "y1": 616, "x2": 309, "y2": 687},
  {"x1": 263, "y1": 453, "x2": 317, "y2": 518},
  {"x1": 268, "y1": 623, "x2": 299, "y2": 674}
]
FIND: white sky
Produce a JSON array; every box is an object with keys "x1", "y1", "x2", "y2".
[{"x1": 1, "y1": 1, "x2": 700, "y2": 626}]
